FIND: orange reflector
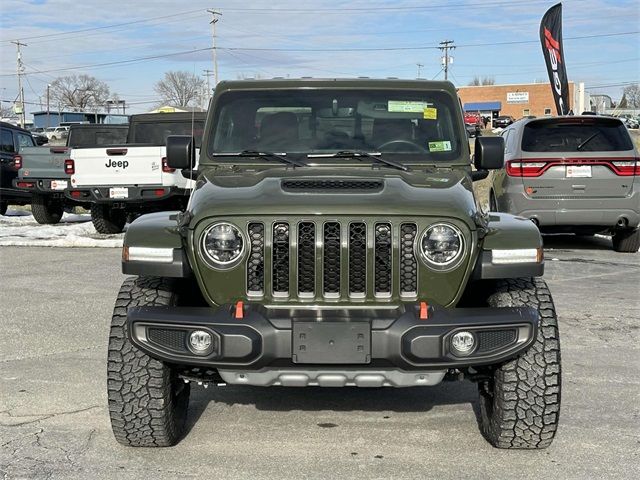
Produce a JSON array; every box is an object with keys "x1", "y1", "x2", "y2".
[
  {"x1": 419, "y1": 301, "x2": 429, "y2": 320},
  {"x1": 234, "y1": 300, "x2": 244, "y2": 319},
  {"x1": 154, "y1": 189, "x2": 166, "y2": 197}
]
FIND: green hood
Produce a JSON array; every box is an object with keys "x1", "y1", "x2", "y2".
[{"x1": 188, "y1": 167, "x2": 478, "y2": 229}]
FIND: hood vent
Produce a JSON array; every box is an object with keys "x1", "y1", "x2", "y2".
[{"x1": 281, "y1": 179, "x2": 384, "y2": 192}]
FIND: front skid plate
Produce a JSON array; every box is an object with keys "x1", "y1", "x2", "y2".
[{"x1": 217, "y1": 368, "x2": 446, "y2": 387}]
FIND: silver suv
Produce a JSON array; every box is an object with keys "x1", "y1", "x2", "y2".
[{"x1": 489, "y1": 116, "x2": 640, "y2": 252}]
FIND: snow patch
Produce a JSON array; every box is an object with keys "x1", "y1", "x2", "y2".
[{"x1": 0, "y1": 210, "x2": 124, "y2": 248}]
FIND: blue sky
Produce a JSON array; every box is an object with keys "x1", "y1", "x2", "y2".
[{"x1": 1, "y1": 0, "x2": 638, "y2": 114}]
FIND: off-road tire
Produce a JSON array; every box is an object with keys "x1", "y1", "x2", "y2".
[
  {"x1": 91, "y1": 204, "x2": 126, "y2": 234},
  {"x1": 0, "y1": 201, "x2": 7, "y2": 216},
  {"x1": 478, "y1": 278, "x2": 561, "y2": 449},
  {"x1": 108, "y1": 277, "x2": 190, "y2": 447},
  {"x1": 612, "y1": 228, "x2": 640, "y2": 253},
  {"x1": 31, "y1": 193, "x2": 63, "y2": 224}
]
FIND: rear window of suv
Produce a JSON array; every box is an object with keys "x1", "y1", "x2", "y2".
[{"x1": 522, "y1": 118, "x2": 633, "y2": 152}]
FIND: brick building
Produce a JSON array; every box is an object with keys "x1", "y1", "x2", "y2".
[{"x1": 457, "y1": 82, "x2": 581, "y2": 121}]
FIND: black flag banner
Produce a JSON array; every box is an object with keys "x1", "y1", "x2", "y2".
[{"x1": 540, "y1": 3, "x2": 571, "y2": 115}]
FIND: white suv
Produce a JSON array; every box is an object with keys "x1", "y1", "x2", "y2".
[{"x1": 45, "y1": 126, "x2": 69, "y2": 140}]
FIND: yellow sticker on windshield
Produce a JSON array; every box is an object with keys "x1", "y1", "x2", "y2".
[
  {"x1": 423, "y1": 107, "x2": 438, "y2": 120},
  {"x1": 428, "y1": 141, "x2": 451, "y2": 152}
]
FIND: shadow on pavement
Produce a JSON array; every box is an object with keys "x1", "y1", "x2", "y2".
[
  {"x1": 183, "y1": 380, "x2": 479, "y2": 434},
  {"x1": 542, "y1": 233, "x2": 612, "y2": 251}
]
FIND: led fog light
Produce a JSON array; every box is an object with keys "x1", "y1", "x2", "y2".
[
  {"x1": 189, "y1": 330, "x2": 213, "y2": 354},
  {"x1": 451, "y1": 331, "x2": 475, "y2": 356}
]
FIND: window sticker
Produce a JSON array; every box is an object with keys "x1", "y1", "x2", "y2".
[
  {"x1": 428, "y1": 141, "x2": 451, "y2": 152},
  {"x1": 423, "y1": 107, "x2": 438, "y2": 120},
  {"x1": 387, "y1": 101, "x2": 428, "y2": 113}
]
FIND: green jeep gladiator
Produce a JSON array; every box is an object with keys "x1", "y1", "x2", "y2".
[{"x1": 109, "y1": 79, "x2": 561, "y2": 449}]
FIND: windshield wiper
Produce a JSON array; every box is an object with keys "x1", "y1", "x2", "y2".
[
  {"x1": 576, "y1": 132, "x2": 600, "y2": 151},
  {"x1": 212, "y1": 150, "x2": 306, "y2": 167},
  {"x1": 317, "y1": 150, "x2": 409, "y2": 171}
]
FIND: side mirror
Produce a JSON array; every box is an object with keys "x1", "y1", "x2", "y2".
[
  {"x1": 474, "y1": 136, "x2": 504, "y2": 171},
  {"x1": 166, "y1": 135, "x2": 195, "y2": 170}
]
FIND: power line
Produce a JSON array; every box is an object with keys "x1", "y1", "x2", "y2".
[
  {"x1": 1, "y1": 31, "x2": 637, "y2": 79},
  {"x1": 1, "y1": 8, "x2": 206, "y2": 43}
]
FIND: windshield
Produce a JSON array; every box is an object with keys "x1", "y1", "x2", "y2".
[
  {"x1": 130, "y1": 121, "x2": 205, "y2": 147},
  {"x1": 68, "y1": 127, "x2": 128, "y2": 148},
  {"x1": 522, "y1": 119, "x2": 634, "y2": 152},
  {"x1": 209, "y1": 89, "x2": 462, "y2": 161}
]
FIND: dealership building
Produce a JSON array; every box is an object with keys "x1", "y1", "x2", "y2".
[{"x1": 457, "y1": 81, "x2": 587, "y2": 120}]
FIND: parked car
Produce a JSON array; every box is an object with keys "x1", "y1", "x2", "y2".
[
  {"x1": 66, "y1": 112, "x2": 205, "y2": 233},
  {"x1": 44, "y1": 126, "x2": 69, "y2": 141},
  {"x1": 464, "y1": 112, "x2": 482, "y2": 137},
  {"x1": 108, "y1": 78, "x2": 561, "y2": 450},
  {"x1": 13, "y1": 124, "x2": 129, "y2": 224},
  {"x1": 0, "y1": 122, "x2": 36, "y2": 215},
  {"x1": 489, "y1": 116, "x2": 640, "y2": 252},
  {"x1": 493, "y1": 115, "x2": 515, "y2": 128}
]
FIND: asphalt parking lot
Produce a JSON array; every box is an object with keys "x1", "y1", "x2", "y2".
[{"x1": 1, "y1": 238, "x2": 639, "y2": 479}]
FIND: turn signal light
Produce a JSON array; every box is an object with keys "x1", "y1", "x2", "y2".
[
  {"x1": 13, "y1": 155, "x2": 22, "y2": 169},
  {"x1": 64, "y1": 159, "x2": 75, "y2": 174}
]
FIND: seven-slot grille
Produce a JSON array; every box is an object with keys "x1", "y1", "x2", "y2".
[{"x1": 246, "y1": 220, "x2": 420, "y2": 300}]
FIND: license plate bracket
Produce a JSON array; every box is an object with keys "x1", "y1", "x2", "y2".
[
  {"x1": 50, "y1": 180, "x2": 68, "y2": 190},
  {"x1": 292, "y1": 321, "x2": 371, "y2": 364},
  {"x1": 109, "y1": 187, "x2": 129, "y2": 199},
  {"x1": 566, "y1": 165, "x2": 592, "y2": 178}
]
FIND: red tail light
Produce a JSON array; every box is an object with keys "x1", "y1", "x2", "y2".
[
  {"x1": 154, "y1": 188, "x2": 166, "y2": 197},
  {"x1": 70, "y1": 190, "x2": 82, "y2": 198},
  {"x1": 161, "y1": 157, "x2": 175, "y2": 173},
  {"x1": 610, "y1": 159, "x2": 640, "y2": 176},
  {"x1": 64, "y1": 159, "x2": 75, "y2": 174},
  {"x1": 13, "y1": 155, "x2": 22, "y2": 169},
  {"x1": 506, "y1": 160, "x2": 548, "y2": 177},
  {"x1": 16, "y1": 181, "x2": 34, "y2": 188},
  {"x1": 506, "y1": 157, "x2": 640, "y2": 177}
]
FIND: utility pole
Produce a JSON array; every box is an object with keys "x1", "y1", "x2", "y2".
[
  {"x1": 202, "y1": 69, "x2": 214, "y2": 97},
  {"x1": 46, "y1": 84, "x2": 50, "y2": 127},
  {"x1": 11, "y1": 40, "x2": 27, "y2": 127},
  {"x1": 207, "y1": 9, "x2": 222, "y2": 87},
  {"x1": 416, "y1": 63, "x2": 424, "y2": 79},
  {"x1": 438, "y1": 40, "x2": 455, "y2": 81}
]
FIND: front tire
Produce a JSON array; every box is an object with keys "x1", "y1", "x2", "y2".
[
  {"x1": 612, "y1": 228, "x2": 640, "y2": 253},
  {"x1": 91, "y1": 204, "x2": 126, "y2": 234},
  {"x1": 31, "y1": 193, "x2": 63, "y2": 224},
  {"x1": 478, "y1": 278, "x2": 561, "y2": 449},
  {"x1": 108, "y1": 277, "x2": 190, "y2": 447}
]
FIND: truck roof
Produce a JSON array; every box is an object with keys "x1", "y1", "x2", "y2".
[
  {"x1": 215, "y1": 78, "x2": 458, "y2": 95},
  {"x1": 130, "y1": 112, "x2": 207, "y2": 123}
]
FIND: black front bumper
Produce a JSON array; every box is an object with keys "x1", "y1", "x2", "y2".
[
  {"x1": 128, "y1": 304, "x2": 538, "y2": 370},
  {"x1": 65, "y1": 185, "x2": 189, "y2": 204}
]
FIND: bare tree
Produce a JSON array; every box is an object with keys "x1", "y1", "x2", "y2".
[
  {"x1": 154, "y1": 71, "x2": 205, "y2": 108},
  {"x1": 49, "y1": 74, "x2": 110, "y2": 111},
  {"x1": 621, "y1": 83, "x2": 640, "y2": 108},
  {"x1": 0, "y1": 103, "x2": 14, "y2": 118},
  {"x1": 468, "y1": 75, "x2": 496, "y2": 86}
]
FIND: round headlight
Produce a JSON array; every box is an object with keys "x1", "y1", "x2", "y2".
[
  {"x1": 420, "y1": 223, "x2": 464, "y2": 268},
  {"x1": 201, "y1": 222, "x2": 244, "y2": 267}
]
